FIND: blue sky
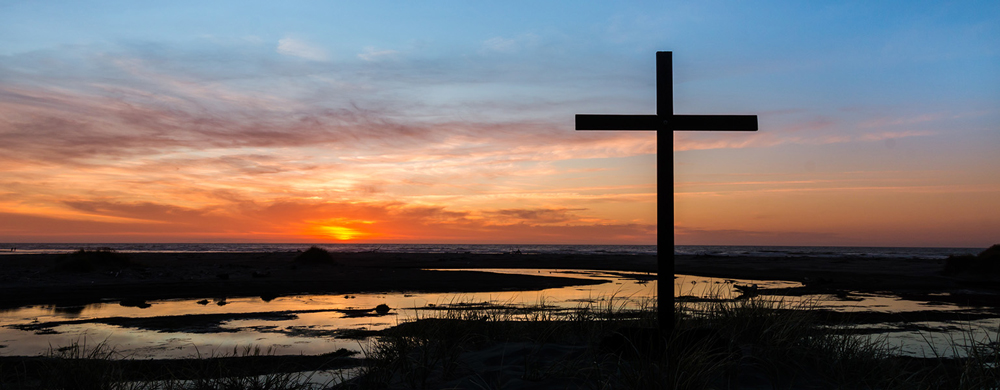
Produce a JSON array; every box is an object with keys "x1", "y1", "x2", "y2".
[{"x1": 1, "y1": 1, "x2": 997, "y2": 246}]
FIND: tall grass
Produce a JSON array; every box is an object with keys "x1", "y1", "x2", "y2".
[
  {"x1": 341, "y1": 292, "x2": 1000, "y2": 389},
  {"x1": 679, "y1": 295, "x2": 908, "y2": 389},
  {"x1": 909, "y1": 324, "x2": 1000, "y2": 389},
  {"x1": 341, "y1": 294, "x2": 666, "y2": 389},
  {"x1": 0, "y1": 337, "x2": 354, "y2": 389}
]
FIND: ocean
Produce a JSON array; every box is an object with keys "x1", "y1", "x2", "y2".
[{"x1": 0, "y1": 243, "x2": 984, "y2": 259}]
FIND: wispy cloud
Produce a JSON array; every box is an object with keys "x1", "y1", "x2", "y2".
[
  {"x1": 859, "y1": 113, "x2": 948, "y2": 128},
  {"x1": 673, "y1": 114, "x2": 939, "y2": 152},
  {"x1": 358, "y1": 46, "x2": 399, "y2": 62},
  {"x1": 857, "y1": 130, "x2": 935, "y2": 142},
  {"x1": 481, "y1": 37, "x2": 519, "y2": 54},
  {"x1": 479, "y1": 33, "x2": 540, "y2": 55},
  {"x1": 276, "y1": 36, "x2": 329, "y2": 61}
]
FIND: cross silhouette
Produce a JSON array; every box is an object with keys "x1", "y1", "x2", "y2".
[{"x1": 576, "y1": 51, "x2": 758, "y2": 331}]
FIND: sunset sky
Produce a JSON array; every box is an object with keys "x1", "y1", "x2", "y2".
[{"x1": 1, "y1": 1, "x2": 997, "y2": 247}]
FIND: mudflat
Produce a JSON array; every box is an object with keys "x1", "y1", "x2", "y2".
[{"x1": 0, "y1": 251, "x2": 657, "y2": 308}]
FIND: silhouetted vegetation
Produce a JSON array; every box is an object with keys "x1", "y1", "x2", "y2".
[
  {"x1": 294, "y1": 246, "x2": 339, "y2": 265},
  {"x1": 340, "y1": 295, "x2": 1000, "y2": 389},
  {"x1": 942, "y1": 244, "x2": 1000, "y2": 275},
  {"x1": 0, "y1": 339, "x2": 355, "y2": 389},
  {"x1": 2, "y1": 295, "x2": 999, "y2": 388},
  {"x1": 53, "y1": 248, "x2": 135, "y2": 273}
]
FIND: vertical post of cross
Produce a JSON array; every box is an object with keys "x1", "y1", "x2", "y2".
[{"x1": 657, "y1": 51, "x2": 674, "y2": 330}]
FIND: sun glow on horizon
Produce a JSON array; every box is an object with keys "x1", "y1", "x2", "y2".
[{"x1": 318, "y1": 225, "x2": 366, "y2": 241}]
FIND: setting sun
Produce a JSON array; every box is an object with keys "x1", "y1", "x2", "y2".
[
  {"x1": 320, "y1": 226, "x2": 364, "y2": 241},
  {"x1": 307, "y1": 218, "x2": 377, "y2": 241}
]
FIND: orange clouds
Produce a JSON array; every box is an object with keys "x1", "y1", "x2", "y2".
[
  {"x1": 0, "y1": 198, "x2": 656, "y2": 244},
  {"x1": 0, "y1": 52, "x2": 659, "y2": 244}
]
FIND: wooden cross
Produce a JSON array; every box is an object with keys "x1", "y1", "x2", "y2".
[{"x1": 576, "y1": 51, "x2": 758, "y2": 331}]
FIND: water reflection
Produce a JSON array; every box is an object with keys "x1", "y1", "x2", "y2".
[
  {"x1": 0, "y1": 269, "x2": 654, "y2": 359},
  {"x1": 3, "y1": 270, "x2": 995, "y2": 359},
  {"x1": 674, "y1": 274, "x2": 803, "y2": 301}
]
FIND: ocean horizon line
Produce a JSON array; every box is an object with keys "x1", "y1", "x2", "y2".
[
  {"x1": 0, "y1": 243, "x2": 986, "y2": 259},
  {"x1": 0, "y1": 242, "x2": 988, "y2": 248}
]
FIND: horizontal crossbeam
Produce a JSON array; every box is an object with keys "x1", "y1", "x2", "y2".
[{"x1": 576, "y1": 114, "x2": 758, "y2": 131}]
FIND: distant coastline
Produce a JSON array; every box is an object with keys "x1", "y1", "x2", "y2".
[
  {"x1": 0, "y1": 243, "x2": 984, "y2": 260},
  {"x1": 0, "y1": 243, "x2": 657, "y2": 256}
]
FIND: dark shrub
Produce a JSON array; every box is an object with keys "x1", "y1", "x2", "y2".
[
  {"x1": 979, "y1": 244, "x2": 1000, "y2": 260},
  {"x1": 942, "y1": 244, "x2": 1000, "y2": 275},
  {"x1": 56, "y1": 249, "x2": 133, "y2": 273},
  {"x1": 976, "y1": 244, "x2": 1000, "y2": 274},
  {"x1": 942, "y1": 254, "x2": 977, "y2": 275},
  {"x1": 294, "y1": 246, "x2": 339, "y2": 265}
]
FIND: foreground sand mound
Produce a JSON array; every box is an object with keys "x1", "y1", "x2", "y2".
[
  {"x1": 52, "y1": 249, "x2": 135, "y2": 273},
  {"x1": 293, "y1": 246, "x2": 340, "y2": 265},
  {"x1": 979, "y1": 244, "x2": 1000, "y2": 259}
]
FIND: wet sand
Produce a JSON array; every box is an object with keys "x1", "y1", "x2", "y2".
[{"x1": 0, "y1": 251, "x2": 656, "y2": 309}]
